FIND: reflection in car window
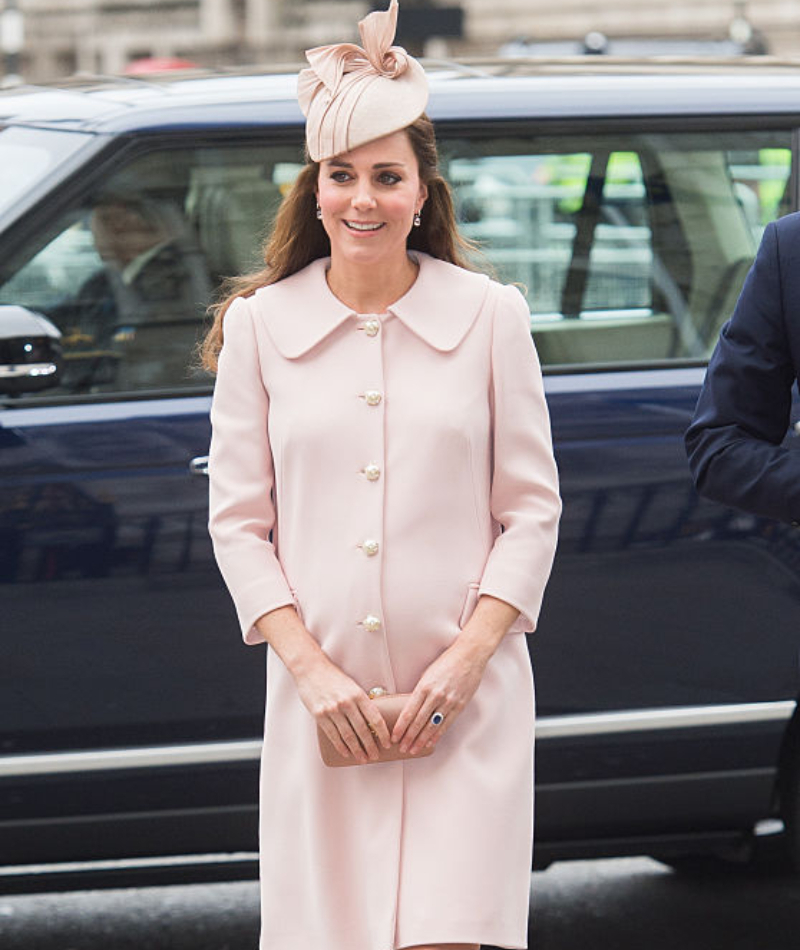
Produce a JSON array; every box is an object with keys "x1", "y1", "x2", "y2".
[
  {"x1": 0, "y1": 144, "x2": 305, "y2": 396},
  {"x1": 443, "y1": 131, "x2": 792, "y2": 367}
]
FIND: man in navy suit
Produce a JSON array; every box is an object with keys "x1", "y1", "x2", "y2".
[{"x1": 685, "y1": 211, "x2": 800, "y2": 523}]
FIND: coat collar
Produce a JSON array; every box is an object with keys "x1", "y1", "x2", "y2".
[{"x1": 254, "y1": 252, "x2": 491, "y2": 359}]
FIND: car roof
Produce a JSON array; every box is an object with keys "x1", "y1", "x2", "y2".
[{"x1": 3, "y1": 58, "x2": 800, "y2": 134}]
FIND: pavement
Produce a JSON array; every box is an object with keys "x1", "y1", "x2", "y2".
[
  {"x1": 530, "y1": 857, "x2": 800, "y2": 950},
  {"x1": 1, "y1": 857, "x2": 800, "y2": 949}
]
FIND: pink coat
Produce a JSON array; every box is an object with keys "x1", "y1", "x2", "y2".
[{"x1": 208, "y1": 251, "x2": 561, "y2": 950}]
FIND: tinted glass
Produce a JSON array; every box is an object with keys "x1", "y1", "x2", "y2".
[
  {"x1": 0, "y1": 127, "x2": 93, "y2": 216},
  {"x1": 441, "y1": 131, "x2": 793, "y2": 367},
  {"x1": 0, "y1": 129, "x2": 793, "y2": 391},
  {"x1": 0, "y1": 145, "x2": 305, "y2": 395}
]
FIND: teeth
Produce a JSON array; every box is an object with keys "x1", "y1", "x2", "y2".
[{"x1": 346, "y1": 221, "x2": 382, "y2": 231}]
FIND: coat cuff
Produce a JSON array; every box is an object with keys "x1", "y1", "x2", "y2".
[
  {"x1": 477, "y1": 582, "x2": 537, "y2": 634},
  {"x1": 233, "y1": 578, "x2": 298, "y2": 645}
]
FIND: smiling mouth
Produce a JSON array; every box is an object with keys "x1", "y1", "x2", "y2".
[{"x1": 344, "y1": 220, "x2": 385, "y2": 232}]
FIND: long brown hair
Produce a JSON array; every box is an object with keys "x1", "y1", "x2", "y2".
[{"x1": 200, "y1": 113, "x2": 481, "y2": 372}]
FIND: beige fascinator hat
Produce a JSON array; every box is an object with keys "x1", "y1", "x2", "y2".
[{"x1": 298, "y1": 0, "x2": 429, "y2": 163}]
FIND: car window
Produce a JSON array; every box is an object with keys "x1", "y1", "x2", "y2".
[
  {"x1": 1, "y1": 127, "x2": 793, "y2": 392},
  {"x1": 0, "y1": 126, "x2": 94, "y2": 216},
  {"x1": 0, "y1": 143, "x2": 305, "y2": 396},
  {"x1": 441, "y1": 130, "x2": 793, "y2": 368}
]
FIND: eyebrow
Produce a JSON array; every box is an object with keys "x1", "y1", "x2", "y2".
[{"x1": 327, "y1": 160, "x2": 407, "y2": 169}]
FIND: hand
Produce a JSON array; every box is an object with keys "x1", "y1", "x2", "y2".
[
  {"x1": 393, "y1": 642, "x2": 487, "y2": 755},
  {"x1": 292, "y1": 656, "x2": 392, "y2": 764}
]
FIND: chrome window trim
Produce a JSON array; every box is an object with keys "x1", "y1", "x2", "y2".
[
  {"x1": 536, "y1": 700, "x2": 796, "y2": 740},
  {"x1": 543, "y1": 366, "x2": 707, "y2": 394},
  {"x1": 0, "y1": 739, "x2": 263, "y2": 778},
  {"x1": 0, "y1": 701, "x2": 794, "y2": 779}
]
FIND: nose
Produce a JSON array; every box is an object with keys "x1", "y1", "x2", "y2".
[{"x1": 351, "y1": 181, "x2": 377, "y2": 210}]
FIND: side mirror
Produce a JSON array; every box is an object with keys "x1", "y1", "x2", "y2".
[{"x1": 0, "y1": 305, "x2": 63, "y2": 395}]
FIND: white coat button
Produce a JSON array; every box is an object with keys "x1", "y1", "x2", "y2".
[
  {"x1": 363, "y1": 390, "x2": 383, "y2": 406},
  {"x1": 360, "y1": 539, "x2": 380, "y2": 557},
  {"x1": 363, "y1": 464, "x2": 381, "y2": 481},
  {"x1": 363, "y1": 319, "x2": 380, "y2": 337},
  {"x1": 361, "y1": 614, "x2": 381, "y2": 632}
]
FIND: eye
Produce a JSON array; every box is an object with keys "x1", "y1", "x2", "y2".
[
  {"x1": 378, "y1": 172, "x2": 401, "y2": 185},
  {"x1": 329, "y1": 171, "x2": 351, "y2": 183}
]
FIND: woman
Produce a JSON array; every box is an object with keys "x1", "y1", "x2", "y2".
[{"x1": 202, "y1": 3, "x2": 561, "y2": 948}]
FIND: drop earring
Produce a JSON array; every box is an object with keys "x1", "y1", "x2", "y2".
[
  {"x1": 316, "y1": 202, "x2": 323, "y2": 220},
  {"x1": 413, "y1": 210, "x2": 421, "y2": 227}
]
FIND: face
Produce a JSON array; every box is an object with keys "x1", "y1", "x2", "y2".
[
  {"x1": 316, "y1": 130, "x2": 428, "y2": 269},
  {"x1": 91, "y1": 202, "x2": 163, "y2": 267}
]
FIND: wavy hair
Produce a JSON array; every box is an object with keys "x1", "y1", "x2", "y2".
[{"x1": 199, "y1": 114, "x2": 482, "y2": 372}]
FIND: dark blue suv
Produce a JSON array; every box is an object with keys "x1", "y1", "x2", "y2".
[{"x1": 2, "y1": 61, "x2": 800, "y2": 887}]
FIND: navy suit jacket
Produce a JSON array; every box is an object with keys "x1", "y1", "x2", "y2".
[{"x1": 686, "y1": 211, "x2": 800, "y2": 523}]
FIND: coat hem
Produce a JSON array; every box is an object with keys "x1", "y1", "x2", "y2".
[
  {"x1": 395, "y1": 935, "x2": 527, "y2": 950},
  {"x1": 395, "y1": 916, "x2": 529, "y2": 950}
]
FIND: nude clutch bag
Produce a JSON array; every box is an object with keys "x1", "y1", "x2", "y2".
[{"x1": 317, "y1": 692, "x2": 434, "y2": 767}]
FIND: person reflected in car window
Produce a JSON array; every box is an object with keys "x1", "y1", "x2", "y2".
[
  {"x1": 70, "y1": 194, "x2": 204, "y2": 335},
  {"x1": 92, "y1": 197, "x2": 177, "y2": 308},
  {"x1": 50, "y1": 192, "x2": 211, "y2": 390}
]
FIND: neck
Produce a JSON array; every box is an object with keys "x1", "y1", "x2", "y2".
[{"x1": 326, "y1": 250, "x2": 419, "y2": 314}]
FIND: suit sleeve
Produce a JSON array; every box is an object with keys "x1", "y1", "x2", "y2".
[
  {"x1": 478, "y1": 283, "x2": 562, "y2": 633},
  {"x1": 685, "y1": 220, "x2": 800, "y2": 523},
  {"x1": 208, "y1": 295, "x2": 295, "y2": 643}
]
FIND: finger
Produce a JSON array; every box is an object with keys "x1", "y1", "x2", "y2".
[
  {"x1": 331, "y1": 711, "x2": 369, "y2": 764},
  {"x1": 409, "y1": 697, "x2": 461, "y2": 755},
  {"x1": 399, "y1": 698, "x2": 444, "y2": 753},
  {"x1": 343, "y1": 696, "x2": 385, "y2": 760},
  {"x1": 318, "y1": 719, "x2": 351, "y2": 759},
  {"x1": 350, "y1": 706, "x2": 382, "y2": 761},
  {"x1": 391, "y1": 694, "x2": 425, "y2": 746},
  {"x1": 414, "y1": 706, "x2": 457, "y2": 753},
  {"x1": 364, "y1": 700, "x2": 392, "y2": 749}
]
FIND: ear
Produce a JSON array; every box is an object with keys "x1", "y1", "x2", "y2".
[{"x1": 417, "y1": 182, "x2": 429, "y2": 208}]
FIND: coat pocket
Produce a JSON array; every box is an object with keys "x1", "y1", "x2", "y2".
[{"x1": 458, "y1": 582, "x2": 481, "y2": 629}]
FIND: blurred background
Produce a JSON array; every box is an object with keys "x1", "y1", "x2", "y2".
[{"x1": 1, "y1": 0, "x2": 798, "y2": 87}]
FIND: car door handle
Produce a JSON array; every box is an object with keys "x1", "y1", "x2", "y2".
[{"x1": 189, "y1": 455, "x2": 209, "y2": 476}]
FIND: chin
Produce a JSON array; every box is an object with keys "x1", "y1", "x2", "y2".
[{"x1": 333, "y1": 237, "x2": 410, "y2": 268}]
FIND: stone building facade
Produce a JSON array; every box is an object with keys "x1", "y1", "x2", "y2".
[{"x1": 5, "y1": 0, "x2": 800, "y2": 84}]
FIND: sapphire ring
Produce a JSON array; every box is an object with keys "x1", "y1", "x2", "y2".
[{"x1": 430, "y1": 711, "x2": 445, "y2": 727}]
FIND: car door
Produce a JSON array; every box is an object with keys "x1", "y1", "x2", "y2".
[
  {"x1": 0, "y1": 130, "x2": 306, "y2": 864},
  {"x1": 440, "y1": 120, "x2": 800, "y2": 855}
]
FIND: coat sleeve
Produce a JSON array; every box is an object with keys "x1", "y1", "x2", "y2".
[
  {"x1": 208, "y1": 295, "x2": 296, "y2": 644},
  {"x1": 685, "y1": 219, "x2": 800, "y2": 523},
  {"x1": 478, "y1": 283, "x2": 562, "y2": 633}
]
